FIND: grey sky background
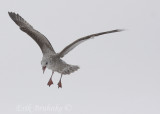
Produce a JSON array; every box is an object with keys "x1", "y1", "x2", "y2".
[{"x1": 0, "y1": 0, "x2": 160, "y2": 114}]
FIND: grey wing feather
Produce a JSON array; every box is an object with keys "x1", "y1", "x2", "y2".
[
  {"x1": 58, "y1": 29, "x2": 123, "y2": 58},
  {"x1": 8, "y1": 12, "x2": 56, "y2": 55}
]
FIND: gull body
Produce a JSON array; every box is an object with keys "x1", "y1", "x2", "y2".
[
  {"x1": 41, "y1": 54, "x2": 79, "y2": 75},
  {"x1": 8, "y1": 12, "x2": 123, "y2": 88}
]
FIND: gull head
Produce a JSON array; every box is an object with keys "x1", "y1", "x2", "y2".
[{"x1": 41, "y1": 57, "x2": 50, "y2": 74}]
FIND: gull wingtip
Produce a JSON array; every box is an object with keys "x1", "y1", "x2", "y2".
[
  {"x1": 8, "y1": 11, "x2": 13, "y2": 14},
  {"x1": 8, "y1": 11, "x2": 11, "y2": 15},
  {"x1": 8, "y1": 12, "x2": 17, "y2": 16},
  {"x1": 8, "y1": 11, "x2": 14, "y2": 17},
  {"x1": 117, "y1": 29, "x2": 125, "y2": 32}
]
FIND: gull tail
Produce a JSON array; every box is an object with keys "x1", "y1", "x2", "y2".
[{"x1": 62, "y1": 65, "x2": 80, "y2": 75}]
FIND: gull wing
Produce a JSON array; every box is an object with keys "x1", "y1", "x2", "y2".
[
  {"x1": 58, "y1": 29, "x2": 123, "y2": 58},
  {"x1": 8, "y1": 12, "x2": 56, "y2": 55}
]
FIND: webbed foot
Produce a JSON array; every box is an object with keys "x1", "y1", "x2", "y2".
[
  {"x1": 57, "y1": 79, "x2": 62, "y2": 88},
  {"x1": 47, "y1": 78, "x2": 53, "y2": 87}
]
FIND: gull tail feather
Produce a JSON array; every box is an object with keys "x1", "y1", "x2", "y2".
[{"x1": 62, "y1": 65, "x2": 80, "y2": 75}]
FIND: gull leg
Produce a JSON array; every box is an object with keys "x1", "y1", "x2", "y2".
[
  {"x1": 57, "y1": 74, "x2": 63, "y2": 88},
  {"x1": 47, "y1": 71, "x2": 54, "y2": 87}
]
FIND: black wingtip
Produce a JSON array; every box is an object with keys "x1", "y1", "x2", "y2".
[
  {"x1": 8, "y1": 12, "x2": 18, "y2": 17},
  {"x1": 8, "y1": 11, "x2": 11, "y2": 16},
  {"x1": 8, "y1": 12, "x2": 20, "y2": 23},
  {"x1": 8, "y1": 12, "x2": 15, "y2": 18},
  {"x1": 116, "y1": 29, "x2": 125, "y2": 32},
  {"x1": 8, "y1": 11, "x2": 13, "y2": 15}
]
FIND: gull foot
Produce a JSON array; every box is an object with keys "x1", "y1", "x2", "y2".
[
  {"x1": 57, "y1": 80, "x2": 62, "y2": 88},
  {"x1": 47, "y1": 78, "x2": 53, "y2": 87}
]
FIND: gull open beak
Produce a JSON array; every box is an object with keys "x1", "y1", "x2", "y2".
[{"x1": 42, "y1": 66, "x2": 46, "y2": 74}]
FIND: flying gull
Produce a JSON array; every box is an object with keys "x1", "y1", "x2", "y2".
[{"x1": 8, "y1": 12, "x2": 123, "y2": 88}]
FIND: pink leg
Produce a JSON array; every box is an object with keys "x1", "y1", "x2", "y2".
[
  {"x1": 47, "y1": 71, "x2": 54, "y2": 87},
  {"x1": 57, "y1": 74, "x2": 63, "y2": 88}
]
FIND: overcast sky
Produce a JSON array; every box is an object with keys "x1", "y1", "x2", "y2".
[{"x1": 0, "y1": 0, "x2": 160, "y2": 114}]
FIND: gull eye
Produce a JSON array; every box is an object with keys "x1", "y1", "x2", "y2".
[{"x1": 46, "y1": 62, "x2": 48, "y2": 65}]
